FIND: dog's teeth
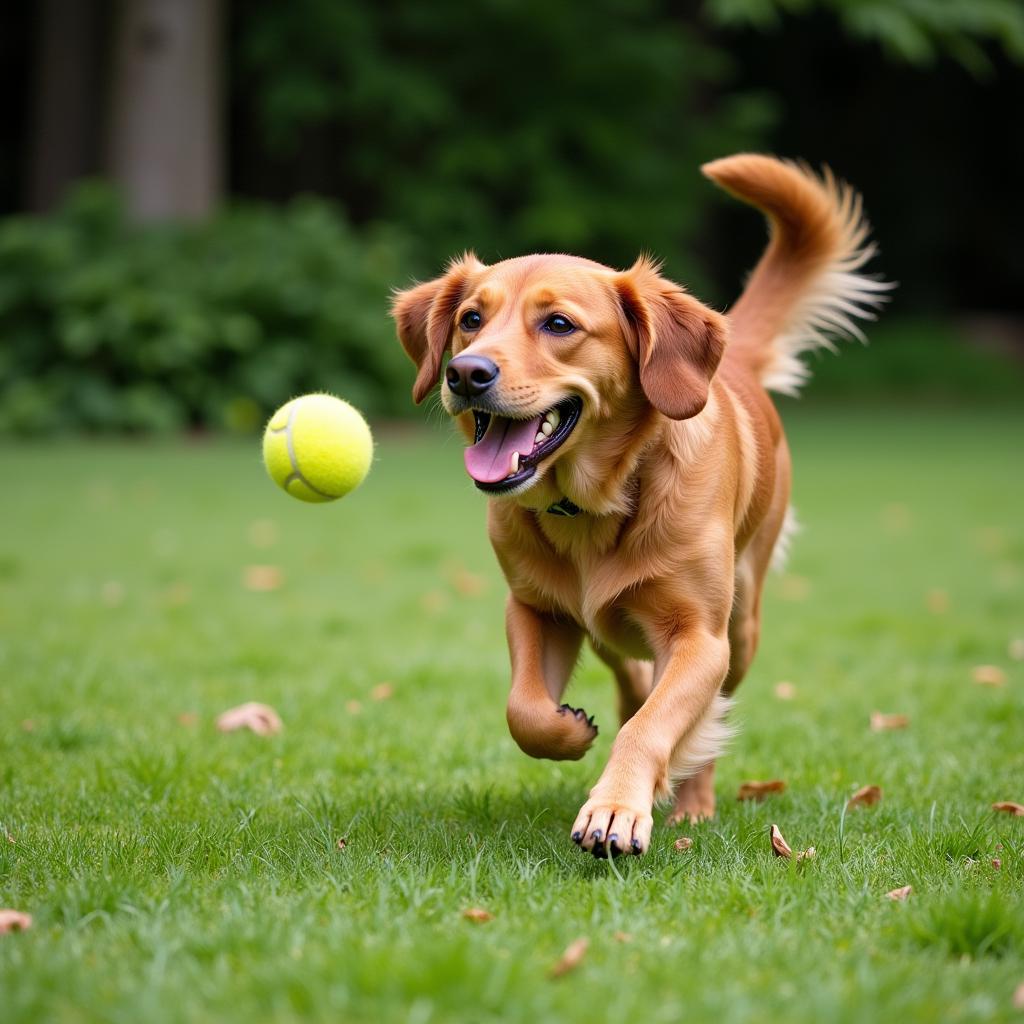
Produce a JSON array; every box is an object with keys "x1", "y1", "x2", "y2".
[
  {"x1": 548, "y1": 409, "x2": 560, "y2": 428},
  {"x1": 535, "y1": 432, "x2": 545, "y2": 445},
  {"x1": 510, "y1": 450, "x2": 520, "y2": 474},
  {"x1": 541, "y1": 421, "x2": 554, "y2": 436}
]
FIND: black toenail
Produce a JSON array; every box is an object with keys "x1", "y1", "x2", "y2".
[
  {"x1": 631, "y1": 838, "x2": 642, "y2": 854},
  {"x1": 572, "y1": 831, "x2": 582, "y2": 843},
  {"x1": 592, "y1": 829, "x2": 602, "y2": 842}
]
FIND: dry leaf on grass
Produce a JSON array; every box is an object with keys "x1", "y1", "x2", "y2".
[
  {"x1": 738, "y1": 779, "x2": 787, "y2": 802},
  {"x1": 549, "y1": 937, "x2": 589, "y2": 978},
  {"x1": 215, "y1": 702, "x2": 282, "y2": 736},
  {"x1": 770, "y1": 824, "x2": 793, "y2": 858},
  {"x1": 778, "y1": 575, "x2": 812, "y2": 601},
  {"x1": 847, "y1": 785, "x2": 883, "y2": 809},
  {"x1": 973, "y1": 665, "x2": 1007, "y2": 687},
  {"x1": 1013, "y1": 981, "x2": 1024, "y2": 1010},
  {"x1": 336, "y1": 837, "x2": 347, "y2": 851},
  {"x1": 773, "y1": 681, "x2": 796, "y2": 700},
  {"x1": 0, "y1": 910, "x2": 32, "y2": 934},
  {"x1": 247, "y1": 519, "x2": 279, "y2": 549},
  {"x1": 243, "y1": 565, "x2": 283, "y2": 592},
  {"x1": 450, "y1": 567, "x2": 486, "y2": 597},
  {"x1": 461, "y1": 907, "x2": 493, "y2": 923},
  {"x1": 674, "y1": 836, "x2": 694, "y2": 851},
  {"x1": 769, "y1": 824, "x2": 814, "y2": 862},
  {"x1": 992, "y1": 801, "x2": 1024, "y2": 816},
  {"x1": 871, "y1": 712, "x2": 909, "y2": 732},
  {"x1": 371, "y1": 682, "x2": 394, "y2": 701},
  {"x1": 885, "y1": 885, "x2": 912, "y2": 901},
  {"x1": 5, "y1": 833, "x2": 14, "y2": 845}
]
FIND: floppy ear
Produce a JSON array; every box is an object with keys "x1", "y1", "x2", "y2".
[
  {"x1": 391, "y1": 254, "x2": 483, "y2": 404},
  {"x1": 615, "y1": 257, "x2": 728, "y2": 420}
]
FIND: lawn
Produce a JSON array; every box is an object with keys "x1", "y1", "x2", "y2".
[{"x1": 1, "y1": 406, "x2": 1022, "y2": 1023}]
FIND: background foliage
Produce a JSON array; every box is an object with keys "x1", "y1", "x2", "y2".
[{"x1": 0, "y1": 187, "x2": 413, "y2": 434}]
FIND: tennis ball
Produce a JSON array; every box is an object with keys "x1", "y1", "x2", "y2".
[{"x1": 262, "y1": 393, "x2": 373, "y2": 503}]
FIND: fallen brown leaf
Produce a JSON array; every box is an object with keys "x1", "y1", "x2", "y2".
[
  {"x1": 549, "y1": 937, "x2": 589, "y2": 978},
  {"x1": 778, "y1": 575, "x2": 811, "y2": 601},
  {"x1": 885, "y1": 885, "x2": 912, "y2": 901},
  {"x1": 451, "y1": 567, "x2": 486, "y2": 597},
  {"x1": 336, "y1": 837, "x2": 347, "y2": 851},
  {"x1": 420, "y1": 589, "x2": 448, "y2": 614},
  {"x1": 215, "y1": 702, "x2": 282, "y2": 736},
  {"x1": 371, "y1": 682, "x2": 394, "y2": 701},
  {"x1": 738, "y1": 779, "x2": 787, "y2": 802},
  {"x1": 1013, "y1": 981, "x2": 1024, "y2": 1010},
  {"x1": 461, "y1": 907, "x2": 493, "y2": 923},
  {"x1": 973, "y1": 664, "x2": 1007, "y2": 687},
  {"x1": 881, "y1": 503, "x2": 912, "y2": 532},
  {"x1": 244, "y1": 565, "x2": 283, "y2": 592},
  {"x1": 162, "y1": 582, "x2": 192, "y2": 607},
  {"x1": 847, "y1": 785, "x2": 883, "y2": 809},
  {"x1": 992, "y1": 801, "x2": 1024, "y2": 816},
  {"x1": 674, "y1": 836, "x2": 694, "y2": 851},
  {"x1": 769, "y1": 823, "x2": 793, "y2": 859},
  {"x1": 0, "y1": 910, "x2": 32, "y2": 934},
  {"x1": 247, "y1": 519, "x2": 279, "y2": 549},
  {"x1": 773, "y1": 681, "x2": 796, "y2": 700},
  {"x1": 871, "y1": 712, "x2": 909, "y2": 732}
]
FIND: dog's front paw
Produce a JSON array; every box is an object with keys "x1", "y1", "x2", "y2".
[
  {"x1": 571, "y1": 798, "x2": 653, "y2": 858},
  {"x1": 507, "y1": 701, "x2": 598, "y2": 761}
]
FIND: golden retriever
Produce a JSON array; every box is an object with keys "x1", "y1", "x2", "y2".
[{"x1": 392, "y1": 154, "x2": 888, "y2": 857}]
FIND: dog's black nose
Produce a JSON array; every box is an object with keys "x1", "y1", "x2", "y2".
[{"x1": 446, "y1": 355, "x2": 499, "y2": 398}]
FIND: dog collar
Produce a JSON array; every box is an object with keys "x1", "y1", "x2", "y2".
[{"x1": 546, "y1": 496, "x2": 582, "y2": 517}]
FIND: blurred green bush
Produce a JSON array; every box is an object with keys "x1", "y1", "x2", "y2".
[{"x1": 0, "y1": 184, "x2": 417, "y2": 434}]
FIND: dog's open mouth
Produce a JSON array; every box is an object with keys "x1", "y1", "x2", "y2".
[{"x1": 464, "y1": 397, "x2": 582, "y2": 493}]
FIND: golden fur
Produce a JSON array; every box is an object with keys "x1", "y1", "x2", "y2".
[{"x1": 392, "y1": 154, "x2": 887, "y2": 856}]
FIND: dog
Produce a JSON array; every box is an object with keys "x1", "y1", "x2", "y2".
[{"x1": 392, "y1": 154, "x2": 888, "y2": 857}]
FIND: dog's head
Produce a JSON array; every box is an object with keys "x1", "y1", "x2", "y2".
[{"x1": 392, "y1": 252, "x2": 726, "y2": 498}]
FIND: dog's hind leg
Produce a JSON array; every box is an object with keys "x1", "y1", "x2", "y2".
[
  {"x1": 590, "y1": 641, "x2": 654, "y2": 725},
  {"x1": 504, "y1": 594, "x2": 598, "y2": 761}
]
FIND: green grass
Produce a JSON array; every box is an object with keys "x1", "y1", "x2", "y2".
[{"x1": 1, "y1": 407, "x2": 1022, "y2": 1023}]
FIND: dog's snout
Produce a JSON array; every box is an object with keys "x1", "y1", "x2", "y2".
[{"x1": 446, "y1": 355, "x2": 500, "y2": 398}]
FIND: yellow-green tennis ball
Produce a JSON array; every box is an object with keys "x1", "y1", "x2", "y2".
[{"x1": 262, "y1": 393, "x2": 373, "y2": 503}]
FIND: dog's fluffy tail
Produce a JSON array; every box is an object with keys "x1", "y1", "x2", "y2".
[
  {"x1": 659, "y1": 693, "x2": 735, "y2": 798},
  {"x1": 702, "y1": 154, "x2": 892, "y2": 396}
]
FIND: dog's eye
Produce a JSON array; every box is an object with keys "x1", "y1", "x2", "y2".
[
  {"x1": 459, "y1": 310, "x2": 482, "y2": 331},
  {"x1": 542, "y1": 313, "x2": 576, "y2": 336}
]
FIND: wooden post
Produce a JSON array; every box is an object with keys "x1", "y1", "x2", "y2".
[{"x1": 107, "y1": 0, "x2": 223, "y2": 221}]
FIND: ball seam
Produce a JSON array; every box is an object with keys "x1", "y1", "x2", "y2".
[{"x1": 282, "y1": 402, "x2": 341, "y2": 499}]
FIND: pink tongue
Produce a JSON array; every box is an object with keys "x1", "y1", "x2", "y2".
[{"x1": 464, "y1": 414, "x2": 543, "y2": 483}]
